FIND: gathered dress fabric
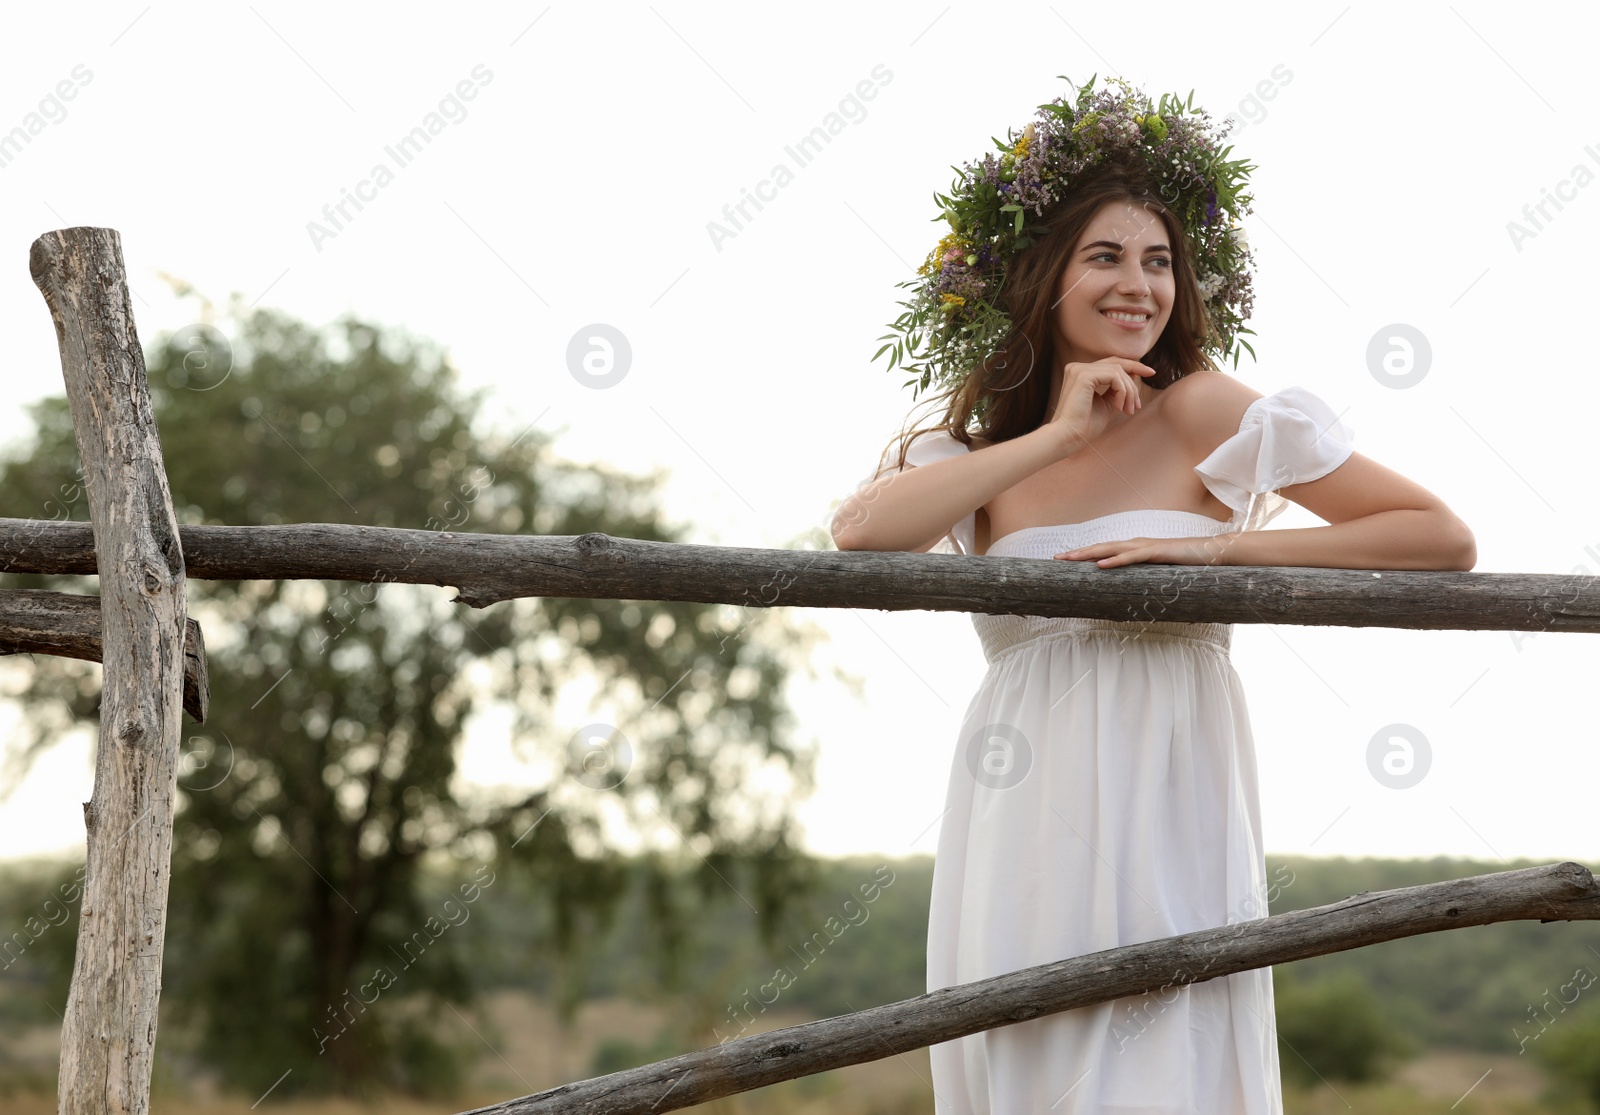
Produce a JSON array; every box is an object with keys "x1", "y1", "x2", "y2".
[{"x1": 833, "y1": 386, "x2": 1356, "y2": 1114}]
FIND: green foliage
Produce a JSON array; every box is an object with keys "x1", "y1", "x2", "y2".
[
  {"x1": 4, "y1": 850, "x2": 1600, "y2": 1098},
  {"x1": 1273, "y1": 970, "x2": 1417, "y2": 1086},
  {"x1": 1533, "y1": 1004, "x2": 1600, "y2": 1112},
  {"x1": 510, "y1": 851, "x2": 1600, "y2": 1069},
  {"x1": 589, "y1": 1025, "x2": 682, "y2": 1076},
  {"x1": 1268, "y1": 855, "x2": 1600, "y2": 1056},
  {"x1": 0, "y1": 860, "x2": 82, "y2": 1026},
  {"x1": 0, "y1": 298, "x2": 822, "y2": 1099}
]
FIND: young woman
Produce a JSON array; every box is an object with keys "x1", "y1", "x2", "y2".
[{"x1": 830, "y1": 79, "x2": 1474, "y2": 1114}]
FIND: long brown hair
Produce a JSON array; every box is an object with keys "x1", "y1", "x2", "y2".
[{"x1": 878, "y1": 159, "x2": 1224, "y2": 478}]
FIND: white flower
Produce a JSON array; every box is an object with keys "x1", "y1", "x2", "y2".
[{"x1": 1229, "y1": 224, "x2": 1250, "y2": 251}]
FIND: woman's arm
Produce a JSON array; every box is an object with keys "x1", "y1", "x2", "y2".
[
  {"x1": 1175, "y1": 374, "x2": 1476, "y2": 571},
  {"x1": 1060, "y1": 458, "x2": 1476, "y2": 571},
  {"x1": 1213, "y1": 466, "x2": 1478, "y2": 571},
  {"x1": 832, "y1": 425, "x2": 1070, "y2": 552}
]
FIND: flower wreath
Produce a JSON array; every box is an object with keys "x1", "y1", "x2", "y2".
[{"x1": 875, "y1": 74, "x2": 1260, "y2": 402}]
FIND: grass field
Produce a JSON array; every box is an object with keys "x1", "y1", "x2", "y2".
[{"x1": 1, "y1": 993, "x2": 1590, "y2": 1114}]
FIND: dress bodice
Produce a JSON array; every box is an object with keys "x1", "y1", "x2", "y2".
[
  {"x1": 974, "y1": 509, "x2": 1238, "y2": 663},
  {"x1": 981, "y1": 507, "x2": 1235, "y2": 559}
]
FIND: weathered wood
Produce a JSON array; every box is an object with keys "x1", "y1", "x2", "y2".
[
  {"x1": 32, "y1": 227, "x2": 188, "y2": 1115},
  {"x1": 456, "y1": 861, "x2": 1600, "y2": 1115},
  {"x1": 0, "y1": 519, "x2": 1595, "y2": 632},
  {"x1": 0, "y1": 589, "x2": 208, "y2": 722}
]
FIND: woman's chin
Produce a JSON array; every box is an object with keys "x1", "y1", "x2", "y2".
[{"x1": 1095, "y1": 342, "x2": 1151, "y2": 362}]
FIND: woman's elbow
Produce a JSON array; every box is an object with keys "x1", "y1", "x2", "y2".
[
  {"x1": 830, "y1": 506, "x2": 864, "y2": 551},
  {"x1": 1441, "y1": 513, "x2": 1477, "y2": 571}
]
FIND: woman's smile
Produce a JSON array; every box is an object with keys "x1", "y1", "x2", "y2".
[{"x1": 1101, "y1": 309, "x2": 1152, "y2": 330}]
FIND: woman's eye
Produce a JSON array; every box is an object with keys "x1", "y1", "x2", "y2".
[{"x1": 1092, "y1": 253, "x2": 1172, "y2": 267}]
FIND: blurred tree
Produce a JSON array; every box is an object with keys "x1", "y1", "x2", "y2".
[
  {"x1": 1272, "y1": 969, "x2": 1417, "y2": 1088},
  {"x1": 1532, "y1": 1001, "x2": 1600, "y2": 1112},
  {"x1": 588, "y1": 1025, "x2": 682, "y2": 1077},
  {"x1": 0, "y1": 298, "x2": 822, "y2": 1099},
  {"x1": 1264, "y1": 854, "x2": 1600, "y2": 1053}
]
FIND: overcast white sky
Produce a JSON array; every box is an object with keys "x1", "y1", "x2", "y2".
[{"x1": 0, "y1": 3, "x2": 1596, "y2": 869}]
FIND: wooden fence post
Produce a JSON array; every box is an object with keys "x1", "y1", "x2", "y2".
[{"x1": 31, "y1": 227, "x2": 188, "y2": 1115}]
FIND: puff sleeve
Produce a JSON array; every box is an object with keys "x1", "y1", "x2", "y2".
[
  {"x1": 1193, "y1": 386, "x2": 1355, "y2": 534},
  {"x1": 830, "y1": 430, "x2": 976, "y2": 555}
]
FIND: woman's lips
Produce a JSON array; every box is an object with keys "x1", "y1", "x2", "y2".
[{"x1": 1101, "y1": 310, "x2": 1150, "y2": 330}]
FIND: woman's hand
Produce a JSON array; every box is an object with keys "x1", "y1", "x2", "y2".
[
  {"x1": 1044, "y1": 357, "x2": 1156, "y2": 457},
  {"x1": 1053, "y1": 534, "x2": 1239, "y2": 568}
]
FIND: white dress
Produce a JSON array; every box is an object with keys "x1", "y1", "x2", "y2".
[{"x1": 834, "y1": 386, "x2": 1356, "y2": 1115}]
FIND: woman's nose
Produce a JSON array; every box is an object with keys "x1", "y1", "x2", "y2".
[{"x1": 1118, "y1": 265, "x2": 1150, "y2": 293}]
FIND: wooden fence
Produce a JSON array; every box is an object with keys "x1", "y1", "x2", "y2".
[{"x1": 2, "y1": 226, "x2": 1597, "y2": 1115}]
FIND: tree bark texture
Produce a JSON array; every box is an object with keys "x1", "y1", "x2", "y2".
[
  {"x1": 31, "y1": 227, "x2": 188, "y2": 1115},
  {"x1": 0, "y1": 589, "x2": 207, "y2": 722}
]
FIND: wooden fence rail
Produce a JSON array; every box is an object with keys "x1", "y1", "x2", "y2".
[
  {"x1": 0, "y1": 589, "x2": 207, "y2": 721},
  {"x1": 3, "y1": 517, "x2": 1597, "y2": 632},
  {"x1": 454, "y1": 861, "x2": 1600, "y2": 1115}
]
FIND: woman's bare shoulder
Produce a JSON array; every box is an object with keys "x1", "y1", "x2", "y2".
[
  {"x1": 1164, "y1": 367, "x2": 1259, "y2": 403},
  {"x1": 1164, "y1": 370, "x2": 1265, "y2": 454}
]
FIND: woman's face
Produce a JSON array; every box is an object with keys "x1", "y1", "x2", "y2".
[{"x1": 1050, "y1": 199, "x2": 1177, "y2": 368}]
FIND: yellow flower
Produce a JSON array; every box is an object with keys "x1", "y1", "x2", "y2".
[
  {"x1": 940, "y1": 293, "x2": 967, "y2": 311},
  {"x1": 918, "y1": 231, "x2": 971, "y2": 276},
  {"x1": 1011, "y1": 122, "x2": 1037, "y2": 159}
]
